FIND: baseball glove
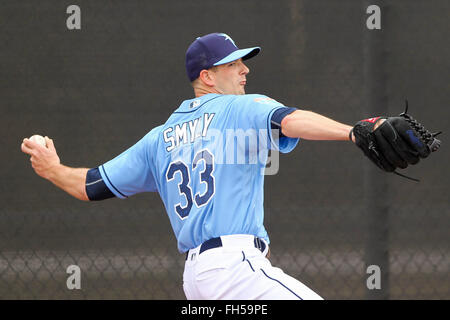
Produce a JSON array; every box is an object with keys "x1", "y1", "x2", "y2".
[{"x1": 350, "y1": 100, "x2": 442, "y2": 181}]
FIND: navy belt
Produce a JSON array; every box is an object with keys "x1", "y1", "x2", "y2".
[{"x1": 186, "y1": 236, "x2": 267, "y2": 260}]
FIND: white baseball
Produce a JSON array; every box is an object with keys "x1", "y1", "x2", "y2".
[{"x1": 30, "y1": 134, "x2": 47, "y2": 148}]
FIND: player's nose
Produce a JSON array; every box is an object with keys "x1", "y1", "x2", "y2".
[{"x1": 240, "y1": 61, "x2": 250, "y2": 75}]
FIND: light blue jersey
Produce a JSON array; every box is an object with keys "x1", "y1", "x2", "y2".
[{"x1": 99, "y1": 93, "x2": 299, "y2": 252}]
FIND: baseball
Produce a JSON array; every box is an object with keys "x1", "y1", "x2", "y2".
[{"x1": 29, "y1": 134, "x2": 47, "y2": 148}]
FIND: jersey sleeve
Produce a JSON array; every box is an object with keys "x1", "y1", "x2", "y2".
[
  {"x1": 98, "y1": 129, "x2": 159, "y2": 199},
  {"x1": 233, "y1": 95, "x2": 299, "y2": 153}
]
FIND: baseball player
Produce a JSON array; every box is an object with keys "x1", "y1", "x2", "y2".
[{"x1": 21, "y1": 33, "x2": 438, "y2": 299}]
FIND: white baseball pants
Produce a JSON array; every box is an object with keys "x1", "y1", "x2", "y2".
[{"x1": 182, "y1": 234, "x2": 323, "y2": 300}]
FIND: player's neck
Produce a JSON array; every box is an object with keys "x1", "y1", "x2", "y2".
[
  {"x1": 192, "y1": 81, "x2": 223, "y2": 97},
  {"x1": 194, "y1": 87, "x2": 221, "y2": 98}
]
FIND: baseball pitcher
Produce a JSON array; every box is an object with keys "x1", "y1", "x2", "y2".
[{"x1": 21, "y1": 33, "x2": 440, "y2": 299}]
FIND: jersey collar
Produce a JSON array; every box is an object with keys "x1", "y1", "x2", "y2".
[{"x1": 176, "y1": 93, "x2": 222, "y2": 113}]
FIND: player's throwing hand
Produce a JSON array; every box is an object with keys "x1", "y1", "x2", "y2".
[{"x1": 21, "y1": 136, "x2": 60, "y2": 180}]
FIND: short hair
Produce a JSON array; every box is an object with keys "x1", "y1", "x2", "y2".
[{"x1": 191, "y1": 66, "x2": 219, "y2": 86}]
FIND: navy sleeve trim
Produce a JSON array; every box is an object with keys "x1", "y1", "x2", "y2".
[
  {"x1": 85, "y1": 167, "x2": 116, "y2": 201},
  {"x1": 100, "y1": 165, "x2": 128, "y2": 198},
  {"x1": 270, "y1": 107, "x2": 297, "y2": 138}
]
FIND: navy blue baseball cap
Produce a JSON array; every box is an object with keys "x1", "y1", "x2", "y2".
[{"x1": 185, "y1": 33, "x2": 261, "y2": 82}]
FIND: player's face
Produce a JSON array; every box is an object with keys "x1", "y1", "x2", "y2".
[{"x1": 212, "y1": 59, "x2": 250, "y2": 95}]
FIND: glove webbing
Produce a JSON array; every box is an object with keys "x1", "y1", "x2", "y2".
[
  {"x1": 399, "y1": 100, "x2": 442, "y2": 153},
  {"x1": 393, "y1": 100, "x2": 442, "y2": 182}
]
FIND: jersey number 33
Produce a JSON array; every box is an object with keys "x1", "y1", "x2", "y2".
[{"x1": 165, "y1": 149, "x2": 215, "y2": 219}]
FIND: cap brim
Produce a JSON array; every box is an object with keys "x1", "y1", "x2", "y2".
[{"x1": 213, "y1": 47, "x2": 261, "y2": 66}]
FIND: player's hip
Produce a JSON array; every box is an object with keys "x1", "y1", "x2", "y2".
[
  {"x1": 183, "y1": 234, "x2": 271, "y2": 299},
  {"x1": 182, "y1": 234, "x2": 322, "y2": 300},
  {"x1": 184, "y1": 234, "x2": 269, "y2": 264}
]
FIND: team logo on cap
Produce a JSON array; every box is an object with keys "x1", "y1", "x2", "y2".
[{"x1": 218, "y1": 33, "x2": 236, "y2": 47}]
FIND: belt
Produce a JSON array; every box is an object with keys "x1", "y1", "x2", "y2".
[{"x1": 185, "y1": 235, "x2": 268, "y2": 260}]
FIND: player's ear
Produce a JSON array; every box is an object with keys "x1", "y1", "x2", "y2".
[{"x1": 199, "y1": 69, "x2": 215, "y2": 87}]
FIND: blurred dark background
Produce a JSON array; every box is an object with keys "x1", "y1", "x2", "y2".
[{"x1": 0, "y1": 0, "x2": 448, "y2": 299}]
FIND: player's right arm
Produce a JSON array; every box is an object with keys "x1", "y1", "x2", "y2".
[
  {"x1": 21, "y1": 137, "x2": 90, "y2": 201},
  {"x1": 280, "y1": 110, "x2": 354, "y2": 141}
]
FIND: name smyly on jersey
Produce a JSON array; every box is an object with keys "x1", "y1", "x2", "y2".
[{"x1": 163, "y1": 113, "x2": 215, "y2": 152}]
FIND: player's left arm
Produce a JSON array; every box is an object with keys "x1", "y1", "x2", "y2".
[
  {"x1": 21, "y1": 137, "x2": 90, "y2": 201},
  {"x1": 280, "y1": 109, "x2": 355, "y2": 141},
  {"x1": 21, "y1": 130, "x2": 158, "y2": 201}
]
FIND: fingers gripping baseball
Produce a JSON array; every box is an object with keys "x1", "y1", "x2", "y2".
[
  {"x1": 45, "y1": 136, "x2": 57, "y2": 152},
  {"x1": 21, "y1": 136, "x2": 60, "y2": 179}
]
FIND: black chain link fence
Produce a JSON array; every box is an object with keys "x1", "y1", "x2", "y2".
[{"x1": 1, "y1": 0, "x2": 448, "y2": 299}]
